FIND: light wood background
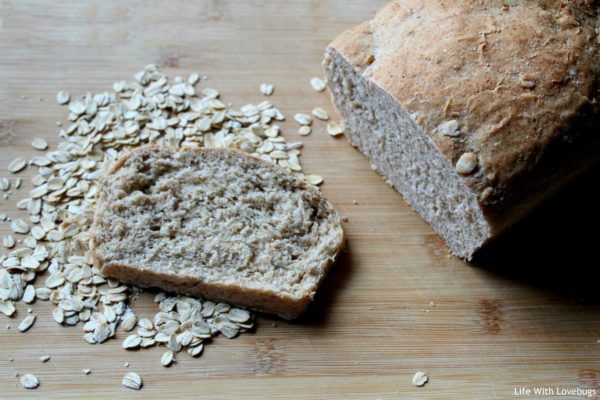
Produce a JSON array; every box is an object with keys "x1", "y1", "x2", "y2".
[{"x1": 1, "y1": 1, "x2": 600, "y2": 398}]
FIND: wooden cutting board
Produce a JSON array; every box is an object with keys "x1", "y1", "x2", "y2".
[{"x1": 1, "y1": 1, "x2": 599, "y2": 398}]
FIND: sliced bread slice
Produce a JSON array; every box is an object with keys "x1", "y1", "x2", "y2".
[{"x1": 90, "y1": 146, "x2": 344, "y2": 319}]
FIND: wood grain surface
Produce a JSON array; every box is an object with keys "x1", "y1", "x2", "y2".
[{"x1": 1, "y1": 1, "x2": 600, "y2": 398}]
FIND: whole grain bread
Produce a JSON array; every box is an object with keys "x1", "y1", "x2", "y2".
[
  {"x1": 90, "y1": 146, "x2": 344, "y2": 319},
  {"x1": 324, "y1": 0, "x2": 600, "y2": 259}
]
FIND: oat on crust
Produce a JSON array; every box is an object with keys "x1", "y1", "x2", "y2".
[{"x1": 325, "y1": 0, "x2": 600, "y2": 258}]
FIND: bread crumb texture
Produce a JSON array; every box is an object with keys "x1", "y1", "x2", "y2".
[{"x1": 92, "y1": 147, "x2": 343, "y2": 316}]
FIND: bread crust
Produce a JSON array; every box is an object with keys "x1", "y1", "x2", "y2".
[
  {"x1": 90, "y1": 146, "x2": 344, "y2": 319},
  {"x1": 327, "y1": 0, "x2": 600, "y2": 235}
]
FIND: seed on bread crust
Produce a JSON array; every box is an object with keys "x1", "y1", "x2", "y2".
[{"x1": 455, "y1": 152, "x2": 478, "y2": 175}]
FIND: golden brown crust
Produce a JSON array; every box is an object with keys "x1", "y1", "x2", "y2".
[
  {"x1": 90, "y1": 146, "x2": 344, "y2": 320},
  {"x1": 330, "y1": 0, "x2": 600, "y2": 232}
]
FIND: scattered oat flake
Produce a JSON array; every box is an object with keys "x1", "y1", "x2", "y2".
[
  {"x1": 3, "y1": 235, "x2": 15, "y2": 249},
  {"x1": 31, "y1": 138, "x2": 48, "y2": 151},
  {"x1": 294, "y1": 113, "x2": 312, "y2": 126},
  {"x1": 120, "y1": 312, "x2": 137, "y2": 332},
  {"x1": 56, "y1": 91, "x2": 70, "y2": 105},
  {"x1": 220, "y1": 324, "x2": 239, "y2": 339},
  {"x1": 83, "y1": 368, "x2": 91, "y2": 375},
  {"x1": 122, "y1": 372, "x2": 142, "y2": 390},
  {"x1": 412, "y1": 371, "x2": 429, "y2": 387},
  {"x1": 46, "y1": 177, "x2": 64, "y2": 191},
  {"x1": 298, "y1": 125, "x2": 311, "y2": 136},
  {"x1": 45, "y1": 274, "x2": 65, "y2": 289},
  {"x1": 8, "y1": 157, "x2": 27, "y2": 173},
  {"x1": 40, "y1": 355, "x2": 50, "y2": 362},
  {"x1": 188, "y1": 343, "x2": 204, "y2": 357},
  {"x1": 161, "y1": 351, "x2": 174, "y2": 367},
  {"x1": 228, "y1": 308, "x2": 251, "y2": 323},
  {"x1": 310, "y1": 77, "x2": 326, "y2": 92},
  {"x1": 0, "y1": 177, "x2": 9, "y2": 191},
  {"x1": 188, "y1": 73, "x2": 200, "y2": 85},
  {"x1": 18, "y1": 315, "x2": 36, "y2": 332},
  {"x1": 0, "y1": 301, "x2": 16, "y2": 317},
  {"x1": 20, "y1": 373, "x2": 39, "y2": 389},
  {"x1": 268, "y1": 150, "x2": 287, "y2": 160},
  {"x1": 122, "y1": 334, "x2": 142, "y2": 349},
  {"x1": 69, "y1": 101, "x2": 85, "y2": 115},
  {"x1": 22, "y1": 255, "x2": 39, "y2": 269},
  {"x1": 30, "y1": 184, "x2": 49, "y2": 199},
  {"x1": 327, "y1": 122, "x2": 344, "y2": 137},
  {"x1": 52, "y1": 308, "x2": 64, "y2": 324},
  {"x1": 31, "y1": 226, "x2": 46, "y2": 240},
  {"x1": 260, "y1": 83, "x2": 274, "y2": 96},
  {"x1": 23, "y1": 285, "x2": 36, "y2": 303},
  {"x1": 306, "y1": 175, "x2": 324, "y2": 186},
  {"x1": 11, "y1": 219, "x2": 30, "y2": 234},
  {"x1": 311, "y1": 107, "x2": 329, "y2": 121}
]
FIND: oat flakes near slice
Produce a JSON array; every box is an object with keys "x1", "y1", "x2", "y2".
[{"x1": 0, "y1": 64, "x2": 331, "y2": 368}]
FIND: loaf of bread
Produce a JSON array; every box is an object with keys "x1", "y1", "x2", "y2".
[
  {"x1": 90, "y1": 147, "x2": 344, "y2": 319},
  {"x1": 324, "y1": 0, "x2": 600, "y2": 259}
]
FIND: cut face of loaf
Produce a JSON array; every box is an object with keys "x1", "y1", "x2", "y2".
[
  {"x1": 324, "y1": 0, "x2": 600, "y2": 259},
  {"x1": 91, "y1": 147, "x2": 344, "y2": 319}
]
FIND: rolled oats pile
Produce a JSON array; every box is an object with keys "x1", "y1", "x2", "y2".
[{"x1": 0, "y1": 65, "x2": 326, "y2": 384}]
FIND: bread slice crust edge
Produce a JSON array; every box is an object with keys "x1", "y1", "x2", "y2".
[{"x1": 90, "y1": 146, "x2": 345, "y2": 319}]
